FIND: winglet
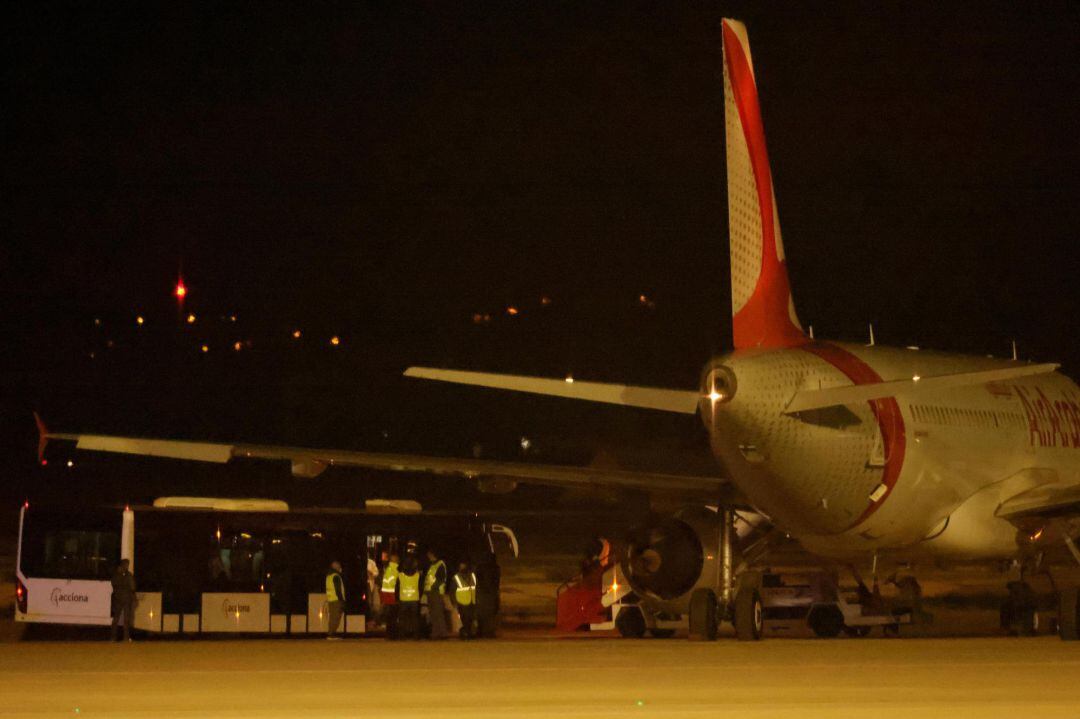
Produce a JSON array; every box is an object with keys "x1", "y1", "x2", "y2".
[{"x1": 33, "y1": 412, "x2": 49, "y2": 466}]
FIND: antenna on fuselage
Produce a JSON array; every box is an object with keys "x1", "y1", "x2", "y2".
[
  {"x1": 1011, "y1": 340, "x2": 1018, "y2": 361},
  {"x1": 867, "y1": 323, "x2": 876, "y2": 347}
]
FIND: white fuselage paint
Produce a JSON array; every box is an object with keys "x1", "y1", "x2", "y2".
[{"x1": 703, "y1": 342, "x2": 1080, "y2": 561}]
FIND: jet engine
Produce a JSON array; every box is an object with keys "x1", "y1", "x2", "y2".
[{"x1": 622, "y1": 506, "x2": 721, "y2": 605}]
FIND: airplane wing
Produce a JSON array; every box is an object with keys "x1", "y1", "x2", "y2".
[
  {"x1": 995, "y1": 481, "x2": 1080, "y2": 521},
  {"x1": 403, "y1": 367, "x2": 701, "y2": 414},
  {"x1": 784, "y1": 363, "x2": 1060, "y2": 414},
  {"x1": 41, "y1": 426, "x2": 728, "y2": 500}
]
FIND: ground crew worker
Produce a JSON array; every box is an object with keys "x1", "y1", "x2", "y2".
[
  {"x1": 453, "y1": 561, "x2": 478, "y2": 639},
  {"x1": 424, "y1": 548, "x2": 450, "y2": 639},
  {"x1": 396, "y1": 553, "x2": 422, "y2": 640},
  {"x1": 380, "y1": 551, "x2": 400, "y2": 639},
  {"x1": 110, "y1": 558, "x2": 136, "y2": 642},
  {"x1": 325, "y1": 560, "x2": 346, "y2": 640}
]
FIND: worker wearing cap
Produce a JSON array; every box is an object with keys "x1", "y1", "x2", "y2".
[
  {"x1": 396, "y1": 552, "x2": 422, "y2": 640},
  {"x1": 453, "y1": 560, "x2": 478, "y2": 639},
  {"x1": 423, "y1": 548, "x2": 450, "y2": 639},
  {"x1": 325, "y1": 560, "x2": 346, "y2": 640},
  {"x1": 380, "y1": 551, "x2": 400, "y2": 639}
]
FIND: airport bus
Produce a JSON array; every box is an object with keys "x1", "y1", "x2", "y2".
[{"x1": 14, "y1": 497, "x2": 517, "y2": 635}]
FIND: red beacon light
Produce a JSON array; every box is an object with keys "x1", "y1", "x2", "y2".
[{"x1": 175, "y1": 280, "x2": 187, "y2": 299}]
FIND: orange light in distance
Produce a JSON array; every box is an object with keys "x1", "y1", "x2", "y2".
[
  {"x1": 292, "y1": 329, "x2": 301, "y2": 339},
  {"x1": 201, "y1": 344, "x2": 209, "y2": 353},
  {"x1": 233, "y1": 341, "x2": 242, "y2": 352},
  {"x1": 506, "y1": 306, "x2": 519, "y2": 316},
  {"x1": 330, "y1": 336, "x2": 340, "y2": 346},
  {"x1": 136, "y1": 315, "x2": 144, "y2": 325},
  {"x1": 187, "y1": 313, "x2": 196, "y2": 324}
]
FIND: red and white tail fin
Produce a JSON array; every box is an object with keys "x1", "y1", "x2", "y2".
[{"x1": 722, "y1": 19, "x2": 805, "y2": 350}]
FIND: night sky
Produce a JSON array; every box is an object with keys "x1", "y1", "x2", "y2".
[{"x1": 3, "y1": 2, "x2": 1078, "y2": 507}]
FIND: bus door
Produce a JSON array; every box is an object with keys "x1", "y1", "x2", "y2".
[{"x1": 15, "y1": 504, "x2": 121, "y2": 625}]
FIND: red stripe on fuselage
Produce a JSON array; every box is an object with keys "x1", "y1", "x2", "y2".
[
  {"x1": 722, "y1": 22, "x2": 804, "y2": 350},
  {"x1": 800, "y1": 342, "x2": 907, "y2": 531}
]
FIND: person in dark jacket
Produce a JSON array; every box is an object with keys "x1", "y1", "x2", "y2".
[
  {"x1": 110, "y1": 558, "x2": 136, "y2": 642},
  {"x1": 475, "y1": 551, "x2": 500, "y2": 638}
]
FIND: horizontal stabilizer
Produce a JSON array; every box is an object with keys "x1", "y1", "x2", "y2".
[
  {"x1": 404, "y1": 367, "x2": 700, "y2": 414},
  {"x1": 785, "y1": 362, "x2": 1060, "y2": 414}
]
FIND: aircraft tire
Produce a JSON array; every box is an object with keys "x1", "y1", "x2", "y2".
[
  {"x1": 615, "y1": 606, "x2": 647, "y2": 639},
  {"x1": 1060, "y1": 587, "x2": 1079, "y2": 641},
  {"x1": 688, "y1": 588, "x2": 718, "y2": 641},
  {"x1": 734, "y1": 587, "x2": 763, "y2": 641}
]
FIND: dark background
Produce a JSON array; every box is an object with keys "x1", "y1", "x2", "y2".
[{"x1": 3, "y1": 1, "x2": 1078, "y2": 513}]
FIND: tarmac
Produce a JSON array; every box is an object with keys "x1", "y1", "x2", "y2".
[{"x1": 1, "y1": 636, "x2": 1078, "y2": 718}]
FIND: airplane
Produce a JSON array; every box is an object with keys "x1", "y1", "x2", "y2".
[{"x1": 39, "y1": 18, "x2": 1080, "y2": 641}]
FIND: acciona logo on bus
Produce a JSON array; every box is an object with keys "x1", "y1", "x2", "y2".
[
  {"x1": 50, "y1": 587, "x2": 89, "y2": 606},
  {"x1": 221, "y1": 598, "x2": 252, "y2": 616}
]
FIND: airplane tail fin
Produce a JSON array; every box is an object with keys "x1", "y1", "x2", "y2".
[{"x1": 722, "y1": 19, "x2": 805, "y2": 350}]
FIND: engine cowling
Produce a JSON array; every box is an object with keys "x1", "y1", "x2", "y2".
[{"x1": 622, "y1": 507, "x2": 719, "y2": 602}]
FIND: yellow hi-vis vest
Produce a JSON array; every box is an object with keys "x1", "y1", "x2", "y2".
[
  {"x1": 454, "y1": 571, "x2": 477, "y2": 606},
  {"x1": 424, "y1": 559, "x2": 446, "y2": 595},
  {"x1": 398, "y1": 571, "x2": 420, "y2": 602},
  {"x1": 381, "y1": 561, "x2": 399, "y2": 592},
  {"x1": 325, "y1": 571, "x2": 344, "y2": 602}
]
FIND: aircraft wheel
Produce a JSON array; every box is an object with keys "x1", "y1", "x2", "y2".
[
  {"x1": 615, "y1": 606, "x2": 647, "y2": 638},
  {"x1": 807, "y1": 604, "x2": 844, "y2": 639},
  {"x1": 1060, "y1": 587, "x2": 1079, "y2": 641},
  {"x1": 688, "y1": 588, "x2": 718, "y2": 641},
  {"x1": 734, "y1": 587, "x2": 763, "y2": 641}
]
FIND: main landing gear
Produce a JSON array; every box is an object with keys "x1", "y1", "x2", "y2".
[{"x1": 687, "y1": 508, "x2": 764, "y2": 641}]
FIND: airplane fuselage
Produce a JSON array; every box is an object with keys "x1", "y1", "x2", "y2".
[{"x1": 703, "y1": 342, "x2": 1080, "y2": 561}]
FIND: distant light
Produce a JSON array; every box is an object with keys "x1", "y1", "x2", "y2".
[
  {"x1": 40, "y1": 460, "x2": 47, "y2": 467},
  {"x1": 24, "y1": 500, "x2": 30, "y2": 508},
  {"x1": 292, "y1": 329, "x2": 302, "y2": 339},
  {"x1": 233, "y1": 341, "x2": 242, "y2": 352},
  {"x1": 187, "y1": 313, "x2": 196, "y2": 324},
  {"x1": 540, "y1": 296, "x2": 552, "y2": 306},
  {"x1": 330, "y1": 336, "x2": 340, "y2": 346},
  {"x1": 201, "y1": 344, "x2": 209, "y2": 353},
  {"x1": 136, "y1": 315, "x2": 144, "y2": 326},
  {"x1": 912, "y1": 375, "x2": 921, "y2": 382},
  {"x1": 66, "y1": 460, "x2": 73, "y2": 468},
  {"x1": 228, "y1": 315, "x2": 237, "y2": 323},
  {"x1": 565, "y1": 375, "x2": 574, "y2": 384},
  {"x1": 639, "y1": 294, "x2": 648, "y2": 304},
  {"x1": 520, "y1": 436, "x2": 531, "y2": 451},
  {"x1": 506, "y1": 306, "x2": 519, "y2": 316},
  {"x1": 93, "y1": 318, "x2": 101, "y2": 327},
  {"x1": 175, "y1": 280, "x2": 187, "y2": 299}
]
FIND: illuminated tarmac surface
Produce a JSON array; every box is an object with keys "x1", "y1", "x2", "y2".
[{"x1": 1, "y1": 637, "x2": 1078, "y2": 718}]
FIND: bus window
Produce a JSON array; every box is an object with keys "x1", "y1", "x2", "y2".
[{"x1": 20, "y1": 509, "x2": 120, "y2": 581}]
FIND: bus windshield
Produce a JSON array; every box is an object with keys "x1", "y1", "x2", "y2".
[{"x1": 19, "y1": 508, "x2": 120, "y2": 580}]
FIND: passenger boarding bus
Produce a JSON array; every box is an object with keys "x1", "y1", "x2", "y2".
[{"x1": 14, "y1": 497, "x2": 516, "y2": 635}]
